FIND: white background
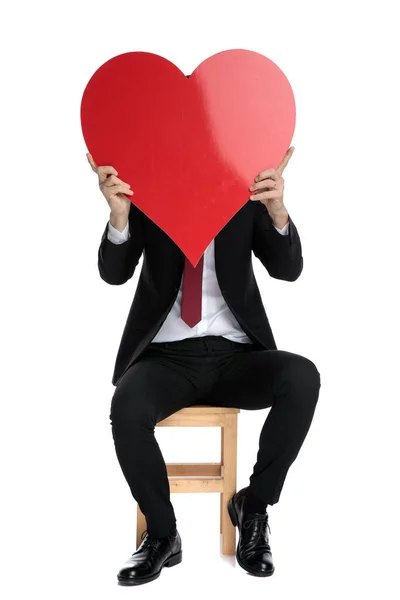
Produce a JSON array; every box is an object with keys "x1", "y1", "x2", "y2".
[{"x1": 1, "y1": 0, "x2": 399, "y2": 598}]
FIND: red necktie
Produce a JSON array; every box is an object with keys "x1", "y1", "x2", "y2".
[{"x1": 181, "y1": 254, "x2": 204, "y2": 327}]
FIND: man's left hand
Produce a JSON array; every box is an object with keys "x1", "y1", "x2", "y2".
[{"x1": 249, "y1": 146, "x2": 295, "y2": 226}]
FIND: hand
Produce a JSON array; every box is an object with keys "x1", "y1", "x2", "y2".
[
  {"x1": 86, "y1": 152, "x2": 134, "y2": 217},
  {"x1": 249, "y1": 146, "x2": 295, "y2": 220}
]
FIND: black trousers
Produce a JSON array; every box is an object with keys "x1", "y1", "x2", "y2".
[{"x1": 109, "y1": 335, "x2": 321, "y2": 538}]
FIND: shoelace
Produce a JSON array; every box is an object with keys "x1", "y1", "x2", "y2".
[
  {"x1": 243, "y1": 513, "x2": 272, "y2": 536},
  {"x1": 140, "y1": 529, "x2": 175, "y2": 547},
  {"x1": 140, "y1": 529, "x2": 160, "y2": 548}
]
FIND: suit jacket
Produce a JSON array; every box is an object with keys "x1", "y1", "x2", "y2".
[{"x1": 98, "y1": 199, "x2": 303, "y2": 386}]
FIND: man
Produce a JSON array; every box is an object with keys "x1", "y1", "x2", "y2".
[{"x1": 87, "y1": 81, "x2": 321, "y2": 585}]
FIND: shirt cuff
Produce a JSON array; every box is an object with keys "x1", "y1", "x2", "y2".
[
  {"x1": 107, "y1": 220, "x2": 131, "y2": 244},
  {"x1": 273, "y1": 221, "x2": 289, "y2": 235}
]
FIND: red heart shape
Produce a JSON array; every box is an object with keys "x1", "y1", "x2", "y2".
[{"x1": 81, "y1": 50, "x2": 296, "y2": 266}]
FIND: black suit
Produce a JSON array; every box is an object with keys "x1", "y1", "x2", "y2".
[
  {"x1": 104, "y1": 201, "x2": 321, "y2": 538},
  {"x1": 98, "y1": 199, "x2": 303, "y2": 386}
]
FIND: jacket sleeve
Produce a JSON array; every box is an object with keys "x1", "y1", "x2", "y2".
[
  {"x1": 97, "y1": 201, "x2": 145, "y2": 285},
  {"x1": 252, "y1": 202, "x2": 303, "y2": 281}
]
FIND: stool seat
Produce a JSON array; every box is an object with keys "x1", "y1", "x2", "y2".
[{"x1": 136, "y1": 405, "x2": 240, "y2": 555}]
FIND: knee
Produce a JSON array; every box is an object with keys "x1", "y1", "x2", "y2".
[
  {"x1": 289, "y1": 355, "x2": 321, "y2": 394},
  {"x1": 109, "y1": 388, "x2": 155, "y2": 431}
]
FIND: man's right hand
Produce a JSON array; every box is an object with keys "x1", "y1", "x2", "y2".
[{"x1": 87, "y1": 152, "x2": 134, "y2": 218}]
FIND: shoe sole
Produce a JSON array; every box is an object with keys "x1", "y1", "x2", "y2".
[
  {"x1": 117, "y1": 549, "x2": 183, "y2": 586},
  {"x1": 228, "y1": 496, "x2": 275, "y2": 578}
]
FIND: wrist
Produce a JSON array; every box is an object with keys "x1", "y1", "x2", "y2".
[
  {"x1": 271, "y1": 209, "x2": 289, "y2": 230},
  {"x1": 110, "y1": 211, "x2": 129, "y2": 233}
]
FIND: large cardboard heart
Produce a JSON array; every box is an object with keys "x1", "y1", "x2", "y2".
[{"x1": 81, "y1": 50, "x2": 296, "y2": 266}]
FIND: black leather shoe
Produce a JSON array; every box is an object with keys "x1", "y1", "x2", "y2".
[
  {"x1": 117, "y1": 528, "x2": 182, "y2": 586},
  {"x1": 228, "y1": 488, "x2": 275, "y2": 577}
]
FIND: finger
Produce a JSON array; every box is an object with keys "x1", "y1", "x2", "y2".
[
  {"x1": 250, "y1": 177, "x2": 277, "y2": 192},
  {"x1": 102, "y1": 174, "x2": 131, "y2": 188},
  {"x1": 97, "y1": 165, "x2": 119, "y2": 178},
  {"x1": 276, "y1": 146, "x2": 295, "y2": 176},
  {"x1": 250, "y1": 189, "x2": 280, "y2": 201},
  {"x1": 254, "y1": 168, "x2": 278, "y2": 183},
  {"x1": 86, "y1": 152, "x2": 98, "y2": 172},
  {"x1": 105, "y1": 184, "x2": 134, "y2": 195},
  {"x1": 86, "y1": 153, "x2": 119, "y2": 180}
]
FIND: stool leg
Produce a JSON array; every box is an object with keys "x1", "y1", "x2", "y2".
[
  {"x1": 221, "y1": 414, "x2": 238, "y2": 555},
  {"x1": 136, "y1": 504, "x2": 147, "y2": 549},
  {"x1": 220, "y1": 425, "x2": 224, "y2": 534}
]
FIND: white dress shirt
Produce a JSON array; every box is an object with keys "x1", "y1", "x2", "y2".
[{"x1": 106, "y1": 214, "x2": 289, "y2": 344}]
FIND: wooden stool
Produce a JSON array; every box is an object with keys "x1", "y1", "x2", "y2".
[{"x1": 136, "y1": 405, "x2": 240, "y2": 555}]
